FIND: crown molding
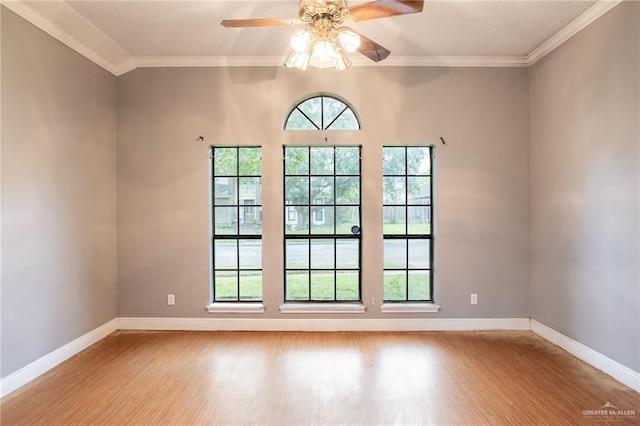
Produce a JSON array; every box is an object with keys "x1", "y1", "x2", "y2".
[
  {"x1": 134, "y1": 56, "x2": 288, "y2": 68},
  {"x1": 526, "y1": 0, "x2": 623, "y2": 66},
  {"x1": 133, "y1": 55, "x2": 528, "y2": 69},
  {"x1": 2, "y1": 0, "x2": 624, "y2": 75},
  {"x1": 357, "y1": 56, "x2": 528, "y2": 67},
  {"x1": 2, "y1": 0, "x2": 131, "y2": 76},
  {"x1": 115, "y1": 58, "x2": 138, "y2": 76}
]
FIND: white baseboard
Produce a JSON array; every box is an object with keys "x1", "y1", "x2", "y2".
[
  {"x1": 0, "y1": 319, "x2": 118, "y2": 398},
  {"x1": 117, "y1": 317, "x2": 531, "y2": 332},
  {"x1": 4, "y1": 317, "x2": 637, "y2": 400},
  {"x1": 0, "y1": 316, "x2": 527, "y2": 398},
  {"x1": 531, "y1": 320, "x2": 640, "y2": 393}
]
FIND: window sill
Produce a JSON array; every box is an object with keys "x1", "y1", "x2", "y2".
[
  {"x1": 206, "y1": 302, "x2": 265, "y2": 314},
  {"x1": 279, "y1": 303, "x2": 366, "y2": 314},
  {"x1": 380, "y1": 303, "x2": 441, "y2": 313}
]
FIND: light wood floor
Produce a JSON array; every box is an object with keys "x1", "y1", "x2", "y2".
[{"x1": 1, "y1": 331, "x2": 638, "y2": 425}]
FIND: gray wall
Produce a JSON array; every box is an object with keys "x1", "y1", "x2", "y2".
[
  {"x1": 1, "y1": 8, "x2": 117, "y2": 377},
  {"x1": 8, "y1": 0, "x2": 636, "y2": 385},
  {"x1": 117, "y1": 66, "x2": 531, "y2": 319},
  {"x1": 529, "y1": 1, "x2": 640, "y2": 371}
]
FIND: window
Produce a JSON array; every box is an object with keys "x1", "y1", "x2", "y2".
[
  {"x1": 313, "y1": 208, "x2": 324, "y2": 224},
  {"x1": 284, "y1": 146, "x2": 361, "y2": 302},
  {"x1": 383, "y1": 146, "x2": 434, "y2": 302},
  {"x1": 211, "y1": 147, "x2": 263, "y2": 302},
  {"x1": 243, "y1": 200, "x2": 255, "y2": 217},
  {"x1": 284, "y1": 95, "x2": 360, "y2": 130},
  {"x1": 215, "y1": 177, "x2": 231, "y2": 196},
  {"x1": 287, "y1": 207, "x2": 297, "y2": 223}
]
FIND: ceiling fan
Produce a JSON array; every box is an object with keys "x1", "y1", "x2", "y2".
[{"x1": 221, "y1": 0, "x2": 424, "y2": 71}]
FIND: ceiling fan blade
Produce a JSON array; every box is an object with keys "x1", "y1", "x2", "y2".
[
  {"x1": 221, "y1": 18, "x2": 300, "y2": 28},
  {"x1": 348, "y1": 0, "x2": 424, "y2": 22},
  {"x1": 344, "y1": 28, "x2": 391, "y2": 62}
]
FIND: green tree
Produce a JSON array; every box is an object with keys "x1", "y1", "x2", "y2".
[
  {"x1": 284, "y1": 96, "x2": 359, "y2": 130},
  {"x1": 284, "y1": 146, "x2": 360, "y2": 234},
  {"x1": 213, "y1": 147, "x2": 261, "y2": 176},
  {"x1": 382, "y1": 147, "x2": 430, "y2": 224},
  {"x1": 213, "y1": 147, "x2": 262, "y2": 233}
]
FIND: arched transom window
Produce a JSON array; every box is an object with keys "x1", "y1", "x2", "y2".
[{"x1": 284, "y1": 95, "x2": 360, "y2": 130}]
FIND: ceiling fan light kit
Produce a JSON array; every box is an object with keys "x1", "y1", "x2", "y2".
[
  {"x1": 221, "y1": 0, "x2": 425, "y2": 71},
  {"x1": 285, "y1": 28, "x2": 359, "y2": 71},
  {"x1": 338, "y1": 29, "x2": 361, "y2": 53},
  {"x1": 290, "y1": 30, "x2": 312, "y2": 53},
  {"x1": 284, "y1": 51, "x2": 311, "y2": 70}
]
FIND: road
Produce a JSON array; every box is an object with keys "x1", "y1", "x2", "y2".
[{"x1": 214, "y1": 239, "x2": 429, "y2": 268}]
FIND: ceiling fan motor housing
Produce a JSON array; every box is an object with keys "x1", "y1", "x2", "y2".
[{"x1": 299, "y1": 0, "x2": 351, "y2": 26}]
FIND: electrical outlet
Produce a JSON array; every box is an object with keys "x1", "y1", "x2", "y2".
[
  {"x1": 471, "y1": 293, "x2": 478, "y2": 305},
  {"x1": 168, "y1": 294, "x2": 175, "y2": 306}
]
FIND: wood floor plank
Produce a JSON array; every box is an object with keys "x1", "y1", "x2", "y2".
[{"x1": 1, "y1": 331, "x2": 638, "y2": 425}]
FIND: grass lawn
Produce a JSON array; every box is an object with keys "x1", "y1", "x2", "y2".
[
  {"x1": 286, "y1": 224, "x2": 359, "y2": 235},
  {"x1": 284, "y1": 223, "x2": 432, "y2": 235},
  {"x1": 214, "y1": 271, "x2": 430, "y2": 302},
  {"x1": 214, "y1": 226, "x2": 262, "y2": 235},
  {"x1": 383, "y1": 223, "x2": 431, "y2": 234},
  {"x1": 383, "y1": 271, "x2": 431, "y2": 301}
]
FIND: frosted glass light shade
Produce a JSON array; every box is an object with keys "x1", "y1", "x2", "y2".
[
  {"x1": 338, "y1": 29, "x2": 361, "y2": 53},
  {"x1": 290, "y1": 30, "x2": 311, "y2": 53},
  {"x1": 335, "y1": 51, "x2": 352, "y2": 71},
  {"x1": 284, "y1": 51, "x2": 310, "y2": 70},
  {"x1": 309, "y1": 41, "x2": 339, "y2": 69}
]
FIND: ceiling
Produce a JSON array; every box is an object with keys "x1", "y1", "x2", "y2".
[{"x1": 5, "y1": 0, "x2": 619, "y2": 75}]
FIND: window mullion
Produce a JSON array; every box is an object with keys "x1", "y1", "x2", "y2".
[
  {"x1": 284, "y1": 94, "x2": 359, "y2": 130},
  {"x1": 296, "y1": 107, "x2": 320, "y2": 130},
  {"x1": 212, "y1": 146, "x2": 263, "y2": 304},
  {"x1": 325, "y1": 106, "x2": 348, "y2": 130},
  {"x1": 284, "y1": 145, "x2": 361, "y2": 303},
  {"x1": 383, "y1": 146, "x2": 433, "y2": 303}
]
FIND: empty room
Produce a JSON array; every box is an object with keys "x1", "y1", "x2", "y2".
[{"x1": 1, "y1": 0, "x2": 639, "y2": 424}]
